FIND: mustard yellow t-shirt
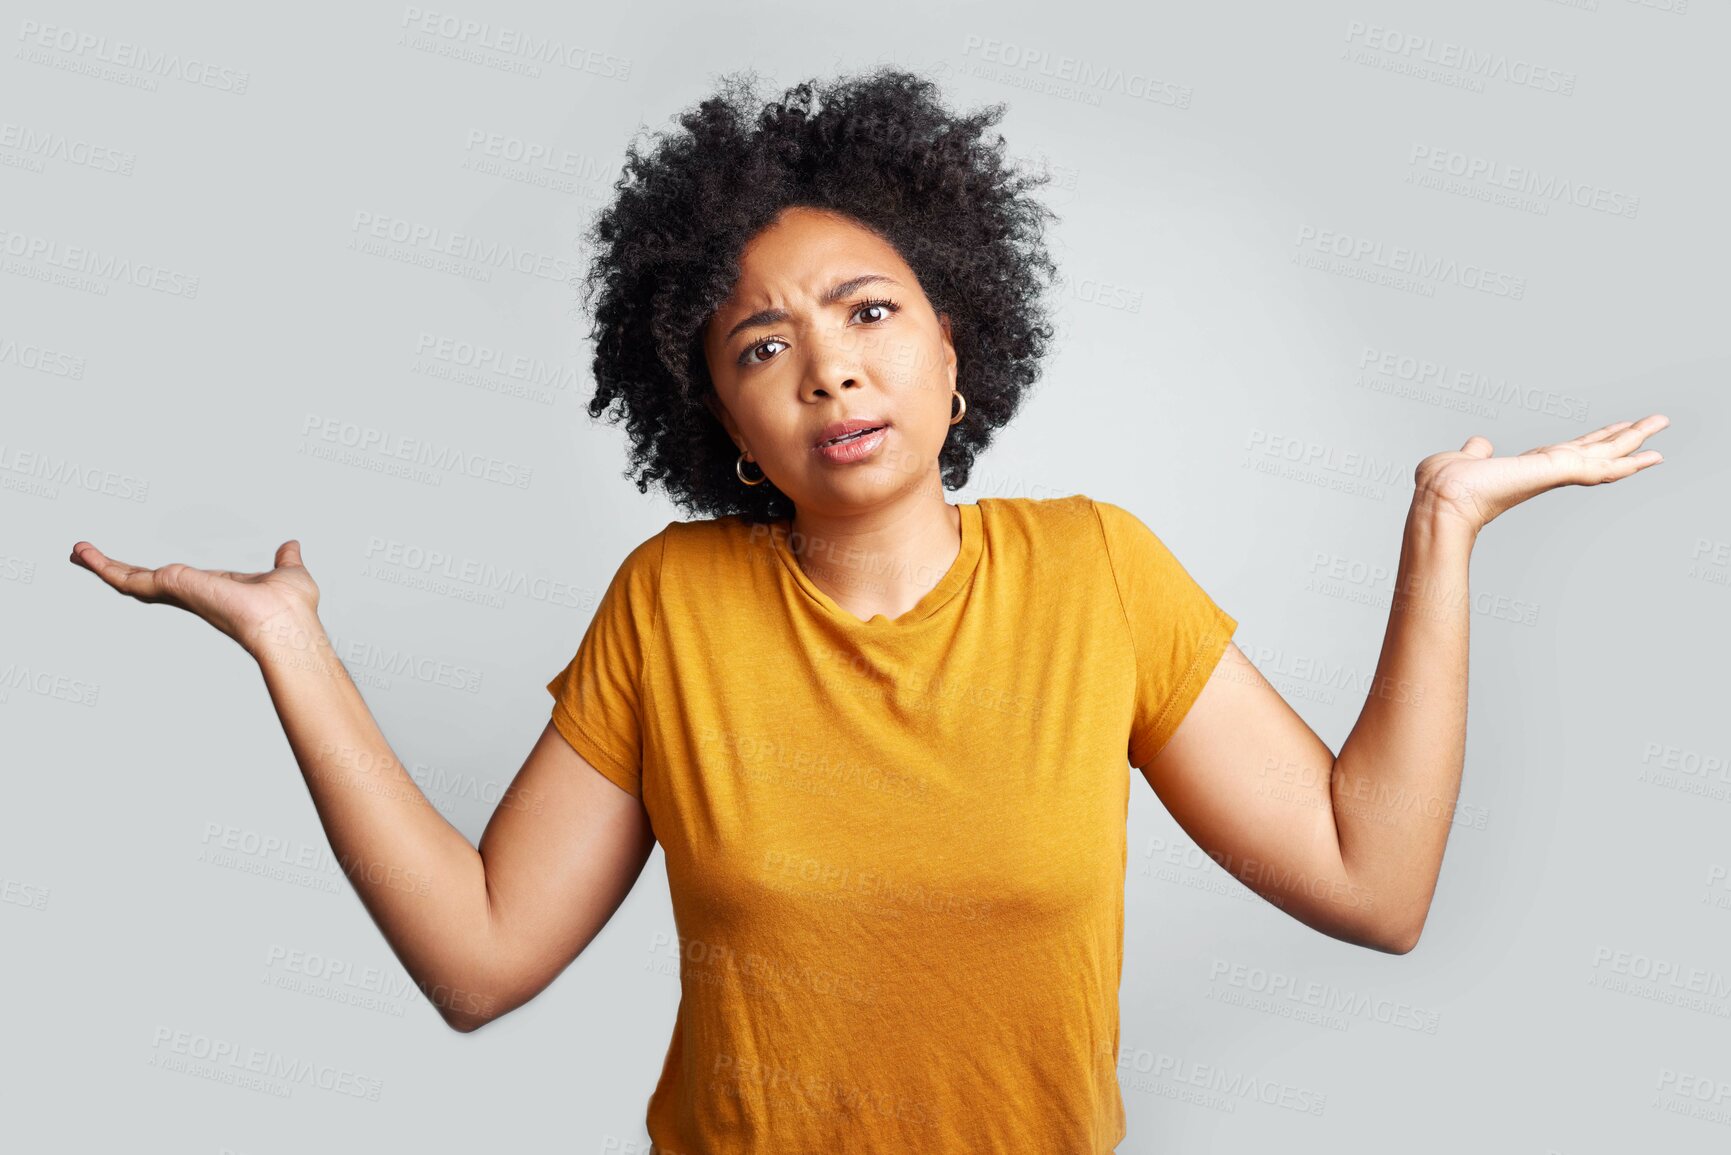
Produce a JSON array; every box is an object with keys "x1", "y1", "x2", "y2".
[{"x1": 545, "y1": 493, "x2": 1237, "y2": 1154}]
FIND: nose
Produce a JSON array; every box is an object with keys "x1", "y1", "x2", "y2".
[
  {"x1": 800, "y1": 335, "x2": 863, "y2": 401},
  {"x1": 803, "y1": 374, "x2": 860, "y2": 401}
]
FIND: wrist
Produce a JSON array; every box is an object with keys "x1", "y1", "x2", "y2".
[
  {"x1": 245, "y1": 603, "x2": 328, "y2": 666},
  {"x1": 1409, "y1": 485, "x2": 1483, "y2": 543}
]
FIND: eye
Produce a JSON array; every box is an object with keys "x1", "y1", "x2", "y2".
[
  {"x1": 739, "y1": 337, "x2": 788, "y2": 367},
  {"x1": 851, "y1": 297, "x2": 901, "y2": 325},
  {"x1": 735, "y1": 298, "x2": 901, "y2": 368}
]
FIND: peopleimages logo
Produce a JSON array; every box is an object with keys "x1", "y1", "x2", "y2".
[
  {"x1": 0, "y1": 122, "x2": 136, "y2": 175},
  {"x1": 15, "y1": 21, "x2": 250, "y2": 93},
  {"x1": 1294, "y1": 225, "x2": 1527, "y2": 300},
  {"x1": 147, "y1": 1026, "x2": 383, "y2": 1100},
  {"x1": 1356, "y1": 345, "x2": 1590, "y2": 422},
  {"x1": 957, "y1": 35, "x2": 1193, "y2": 108},
  {"x1": 1407, "y1": 145, "x2": 1640, "y2": 219},
  {"x1": 1343, "y1": 20, "x2": 1576, "y2": 95},
  {"x1": 350, "y1": 211, "x2": 575, "y2": 283},
  {"x1": 0, "y1": 227, "x2": 200, "y2": 297},
  {"x1": 398, "y1": 7, "x2": 631, "y2": 78},
  {"x1": 0, "y1": 333, "x2": 86, "y2": 379},
  {"x1": 298, "y1": 412, "x2": 535, "y2": 490}
]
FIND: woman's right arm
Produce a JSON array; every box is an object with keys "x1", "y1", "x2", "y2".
[{"x1": 72, "y1": 539, "x2": 656, "y2": 1033}]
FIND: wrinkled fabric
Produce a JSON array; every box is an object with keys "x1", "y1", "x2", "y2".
[{"x1": 546, "y1": 494, "x2": 1237, "y2": 1154}]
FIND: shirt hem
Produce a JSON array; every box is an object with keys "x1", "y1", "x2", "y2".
[
  {"x1": 547, "y1": 695, "x2": 642, "y2": 799},
  {"x1": 1131, "y1": 604, "x2": 1237, "y2": 768}
]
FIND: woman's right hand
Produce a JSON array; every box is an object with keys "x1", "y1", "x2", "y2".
[{"x1": 69, "y1": 539, "x2": 322, "y2": 658}]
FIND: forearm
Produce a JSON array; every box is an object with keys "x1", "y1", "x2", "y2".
[
  {"x1": 248, "y1": 607, "x2": 499, "y2": 1027},
  {"x1": 1331, "y1": 497, "x2": 1478, "y2": 948}
]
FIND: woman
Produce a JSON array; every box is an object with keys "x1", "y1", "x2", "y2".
[{"x1": 70, "y1": 69, "x2": 1668, "y2": 1152}]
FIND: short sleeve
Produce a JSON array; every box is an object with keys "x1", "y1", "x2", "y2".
[
  {"x1": 1092, "y1": 499, "x2": 1238, "y2": 769},
  {"x1": 544, "y1": 530, "x2": 667, "y2": 799}
]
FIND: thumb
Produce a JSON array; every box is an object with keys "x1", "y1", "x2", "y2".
[
  {"x1": 1459, "y1": 435, "x2": 1494, "y2": 458},
  {"x1": 276, "y1": 539, "x2": 303, "y2": 569}
]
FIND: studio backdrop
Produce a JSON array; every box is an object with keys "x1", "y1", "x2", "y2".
[{"x1": 4, "y1": 1, "x2": 1724, "y2": 1152}]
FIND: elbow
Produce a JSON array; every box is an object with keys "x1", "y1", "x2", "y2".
[
  {"x1": 1373, "y1": 930, "x2": 1420, "y2": 956},
  {"x1": 439, "y1": 997, "x2": 507, "y2": 1033},
  {"x1": 428, "y1": 974, "x2": 509, "y2": 1034},
  {"x1": 1325, "y1": 902, "x2": 1424, "y2": 955},
  {"x1": 1333, "y1": 875, "x2": 1427, "y2": 954},
  {"x1": 1331, "y1": 924, "x2": 1419, "y2": 955},
  {"x1": 1367, "y1": 915, "x2": 1425, "y2": 956},
  {"x1": 443, "y1": 1012, "x2": 489, "y2": 1034}
]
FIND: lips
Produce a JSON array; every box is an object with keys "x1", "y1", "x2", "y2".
[{"x1": 813, "y1": 418, "x2": 889, "y2": 449}]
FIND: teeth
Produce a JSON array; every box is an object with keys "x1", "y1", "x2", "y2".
[{"x1": 826, "y1": 427, "x2": 878, "y2": 446}]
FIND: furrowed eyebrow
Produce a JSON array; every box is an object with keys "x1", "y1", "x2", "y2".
[{"x1": 721, "y1": 274, "x2": 903, "y2": 344}]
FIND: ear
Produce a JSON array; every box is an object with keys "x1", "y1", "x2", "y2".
[{"x1": 937, "y1": 312, "x2": 957, "y2": 388}]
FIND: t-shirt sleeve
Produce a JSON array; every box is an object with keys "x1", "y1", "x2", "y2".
[
  {"x1": 544, "y1": 530, "x2": 666, "y2": 799},
  {"x1": 1092, "y1": 499, "x2": 1238, "y2": 769}
]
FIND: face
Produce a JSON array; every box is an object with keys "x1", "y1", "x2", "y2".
[{"x1": 701, "y1": 205, "x2": 958, "y2": 518}]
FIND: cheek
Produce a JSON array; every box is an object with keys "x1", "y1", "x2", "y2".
[
  {"x1": 747, "y1": 406, "x2": 809, "y2": 460},
  {"x1": 872, "y1": 335, "x2": 947, "y2": 399}
]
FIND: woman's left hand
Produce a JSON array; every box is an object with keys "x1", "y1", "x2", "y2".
[{"x1": 1413, "y1": 414, "x2": 1670, "y2": 534}]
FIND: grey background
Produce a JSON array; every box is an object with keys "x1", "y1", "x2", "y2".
[{"x1": 4, "y1": 0, "x2": 1726, "y2": 1151}]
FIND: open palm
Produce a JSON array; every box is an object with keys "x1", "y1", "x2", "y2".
[
  {"x1": 69, "y1": 539, "x2": 320, "y2": 655},
  {"x1": 1414, "y1": 414, "x2": 1670, "y2": 532}
]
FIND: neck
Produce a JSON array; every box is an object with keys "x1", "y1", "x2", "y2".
[{"x1": 786, "y1": 487, "x2": 962, "y2": 623}]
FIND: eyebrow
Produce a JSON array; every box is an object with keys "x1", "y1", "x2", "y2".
[{"x1": 721, "y1": 274, "x2": 903, "y2": 344}]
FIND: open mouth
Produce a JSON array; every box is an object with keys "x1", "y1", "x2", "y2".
[{"x1": 819, "y1": 425, "x2": 886, "y2": 447}]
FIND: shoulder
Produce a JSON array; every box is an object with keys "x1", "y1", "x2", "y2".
[
  {"x1": 1084, "y1": 497, "x2": 1190, "y2": 572},
  {"x1": 975, "y1": 494, "x2": 1113, "y2": 585},
  {"x1": 632, "y1": 512, "x2": 782, "y2": 587},
  {"x1": 977, "y1": 492, "x2": 1103, "y2": 544},
  {"x1": 1085, "y1": 498, "x2": 1232, "y2": 610},
  {"x1": 592, "y1": 515, "x2": 746, "y2": 624},
  {"x1": 583, "y1": 525, "x2": 672, "y2": 626},
  {"x1": 1070, "y1": 497, "x2": 1202, "y2": 590},
  {"x1": 1086, "y1": 497, "x2": 1159, "y2": 551},
  {"x1": 658, "y1": 512, "x2": 774, "y2": 556},
  {"x1": 611, "y1": 521, "x2": 674, "y2": 579},
  {"x1": 979, "y1": 492, "x2": 1149, "y2": 560}
]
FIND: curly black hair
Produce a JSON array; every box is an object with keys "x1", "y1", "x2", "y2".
[{"x1": 575, "y1": 65, "x2": 1063, "y2": 524}]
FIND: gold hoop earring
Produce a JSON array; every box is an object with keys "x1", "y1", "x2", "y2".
[
  {"x1": 736, "y1": 452, "x2": 766, "y2": 486},
  {"x1": 949, "y1": 390, "x2": 967, "y2": 425}
]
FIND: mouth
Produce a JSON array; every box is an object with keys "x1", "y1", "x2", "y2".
[
  {"x1": 819, "y1": 426, "x2": 886, "y2": 447},
  {"x1": 813, "y1": 419, "x2": 891, "y2": 450}
]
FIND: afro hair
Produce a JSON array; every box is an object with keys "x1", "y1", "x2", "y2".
[{"x1": 575, "y1": 65, "x2": 1063, "y2": 523}]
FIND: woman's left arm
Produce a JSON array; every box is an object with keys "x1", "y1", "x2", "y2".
[{"x1": 1141, "y1": 415, "x2": 1670, "y2": 955}]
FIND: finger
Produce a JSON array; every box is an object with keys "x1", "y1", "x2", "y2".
[
  {"x1": 1459, "y1": 435, "x2": 1494, "y2": 458},
  {"x1": 1572, "y1": 448, "x2": 1663, "y2": 485},
  {"x1": 1598, "y1": 449, "x2": 1664, "y2": 480},
  {"x1": 1588, "y1": 414, "x2": 1671, "y2": 458},
  {"x1": 70, "y1": 541, "x2": 131, "y2": 582},
  {"x1": 1572, "y1": 420, "x2": 1634, "y2": 447},
  {"x1": 69, "y1": 543, "x2": 172, "y2": 602},
  {"x1": 277, "y1": 540, "x2": 303, "y2": 569}
]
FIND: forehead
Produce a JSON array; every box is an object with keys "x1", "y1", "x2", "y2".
[{"x1": 728, "y1": 206, "x2": 905, "y2": 296}]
